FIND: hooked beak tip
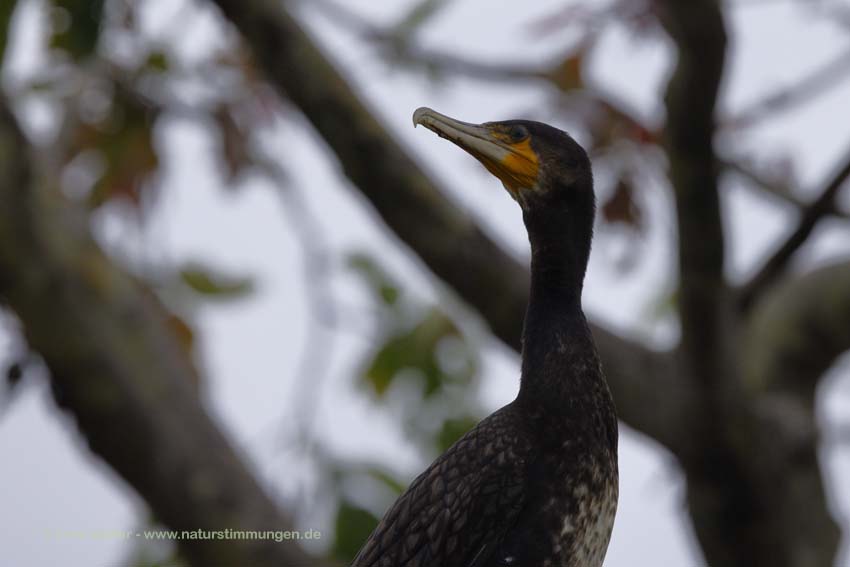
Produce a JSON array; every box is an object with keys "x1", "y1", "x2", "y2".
[{"x1": 412, "y1": 106, "x2": 434, "y2": 129}]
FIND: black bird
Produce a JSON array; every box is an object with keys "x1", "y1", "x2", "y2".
[{"x1": 352, "y1": 108, "x2": 618, "y2": 567}]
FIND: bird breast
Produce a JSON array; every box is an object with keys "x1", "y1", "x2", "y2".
[{"x1": 549, "y1": 467, "x2": 618, "y2": 567}]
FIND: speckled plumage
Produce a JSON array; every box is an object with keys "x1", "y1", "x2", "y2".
[
  {"x1": 352, "y1": 367, "x2": 618, "y2": 567},
  {"x1": 353, "y1": 115, "x2": 619, "y2": 567}
]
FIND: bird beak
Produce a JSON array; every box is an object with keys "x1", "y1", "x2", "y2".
[{"x1": 413, "y1": 107, "x2": 538, "y2": 195}]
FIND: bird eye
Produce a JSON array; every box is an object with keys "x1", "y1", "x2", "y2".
[{"x1": 508, "y1": 125, "x2": 528, "y2": 142}]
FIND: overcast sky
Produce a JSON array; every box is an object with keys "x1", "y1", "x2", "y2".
[{"x1": 2, "y1": 0, "x2": 850, "y2": 566}]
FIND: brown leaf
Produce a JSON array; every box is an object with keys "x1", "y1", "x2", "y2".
[
  {"x1": 545, "y1": 50, "x2": 585, "y2": 92},
  {"x1": 585, "y1": 97, "x2": 657, "y2": 152},
  {"x1": 92, "y1": 122, "x2": 158, "y2": 206},
  {"x1": 602, "y1": 177, "x2": 643, "y2": 231},
  {"x1": 68, "y1": 87, "x2": 160, "y2": 209},
  {"x1": 166, "y1": 314, "x2": 195, "y2": 356},
  {"x1": 164, "y1": 312, "x2": 202, "y2": 393},
  {"x1": 214, "y1": 106, "x2": 253, "y2": 182}
]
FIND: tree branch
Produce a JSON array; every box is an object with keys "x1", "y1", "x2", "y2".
[
  {"x1": 740, "y1": 145, "x2": 850, "y2": 310},
  {"x1": 311, "y1": 0, "x2": 550, "y2": 83},
  {"x1": 732, "y1": 262, "x2": 850, "y2": 567},
  {"x1": 744, "y1": 261, "x2": 850, "y2": 398},
  {"x1": 648, "y1": 5, "x2": 821, "y2": 566},
  {"x1": 0, "y1": 0, "x2": 18, "y2": 65},
  {"x1": 656, "y1": 0, "x2": 729, "y2": 389},
  {"x1": 207, "y1": 0, "x2": 692, "y2": 451},
  {"x1": 0, "y1": 100, "x2": 320, "y2": 567},
  {"x1": 721, "y1": 155, "x2": 850, "y2": 219},
  {"x1": 726, "y1": 46, "x2": 850, "y2": 129}
]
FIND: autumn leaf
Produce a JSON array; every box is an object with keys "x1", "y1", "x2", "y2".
[
  {"x1": 88, "y1": 123, "x2": 158, "y2": 207},
  {"x1": 602, "y1": 177, "x2": 643, "y2": 231},
  {"x1": 214, "y1": 106, "x2": 253, "y2": 182},
  {"x1": 545, "y1": 49, "x2": 585, "y2": 92},
  {"x1": 165, "y1": 313, "x2": 195, "y2": 357},
  {"x1": 67, "y1": 86, "x2": 160, "y2": 209}
]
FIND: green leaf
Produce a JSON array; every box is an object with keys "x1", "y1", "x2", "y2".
[
  {"x1": 394, "y1": 0, "x2": 451, "y2": 37},
  {"x1": 366, "y1": 467, "x2": 406, "y2": 495},
  {"x1": 0, "y1": 0, "x2": 18, "y2": 67},
  {"x1": 332, "y1": 501, "x2": 379, "y2": 563},
  {"x1": 644, "y1": 286, "x2": 679, "y2": 322},
  {"x1": 49, "y1": 0, "x2": 105, "y2": 60},
  {"x1": 144, "y1": 50, "x2": 170, "y2": 73},
  {"x1": 436, "y1": 416, "x2": 478, "y2": 453},
  {"x1": 364, "y1": 309, "x2": 471, "y2": 398},
  {"x1": 179, "y1": 264, "x2": 254, "y2": 299},
  {"x1": 348, "y1": 252, "x2": 400, "y2": 308}
]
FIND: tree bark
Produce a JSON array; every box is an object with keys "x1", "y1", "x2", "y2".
[
  {"x1": 740, "y1": 149, "x2": 850, "y2": 310},
  {"x1": 655, "y1": 2, "x2": 841, "y2": 565},
  {"x1": 0, "y1": 100, "x2": 321, "y2": 567}
]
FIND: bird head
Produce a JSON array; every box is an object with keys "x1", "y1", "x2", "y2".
[{"x1": 412, "y1": 107, "x2": 593, "y2": 211}]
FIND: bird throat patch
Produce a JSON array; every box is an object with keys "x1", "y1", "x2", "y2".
[{"x1": 479, "y1": 138, "x2": 539, "y2": 195}]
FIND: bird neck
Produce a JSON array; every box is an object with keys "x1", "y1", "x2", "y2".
[{"x1": 517, "y1": 192, "x2": 603, "y2": 413}]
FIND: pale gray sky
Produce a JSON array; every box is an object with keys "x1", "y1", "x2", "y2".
[{"x1": 1, "y1": 0, "x2": 850, "y2": 566}]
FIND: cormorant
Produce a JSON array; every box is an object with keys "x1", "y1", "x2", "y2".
[{"x1": 352, "y1": 108, "x2": 618, "y2": 567}]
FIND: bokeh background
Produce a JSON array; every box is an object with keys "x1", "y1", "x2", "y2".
[{"x1": 1, "y1": 0, "x2": 850, "y2": 565}]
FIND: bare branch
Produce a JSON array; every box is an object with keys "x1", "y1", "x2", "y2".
[
  {"x1": 312, "y1": 0, "x2": 656, "y2": 142},
  {"x1": 732, "y1": 261, "x2": 850, "y2": 564},
  {"x1": 721, "y1": 155, "x2": 850, "y2": 219},
  {"x1": 311, "y1": 0, "x2": 550, "y2": 82},
  {"x1": 740, "y1": 144, "x2": 850, "y2": 310},
  {"x1": 744, "y1": 261, "x2": 850, "y2": 397},
  {"x1": 206, "y1": 0, "x2": 691, "y2": 451},
  {"x1": 655, "y1": 0, "x2": 729, "y2": 386},
  {"x1": 0, "y1": 100, "x2": 322, "y2": 567},
  {"x1": 726, "y1": 46, "x2": 850, "y2": 129}
]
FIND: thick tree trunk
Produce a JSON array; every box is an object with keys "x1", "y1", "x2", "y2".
[{"x1": 0, "y1": 101, "x2": 323, "y2": 567}]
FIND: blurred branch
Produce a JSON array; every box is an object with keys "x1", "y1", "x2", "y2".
[
  {"x1": 656, "y1": 6, "x2": 843, "y2": 565},
  {"x1": 0, "y1": 100, "x2": 322, "y2": 567},
  {"x1": 207, "y1": 0, "x2": 694, "y2": 452},
  {"x1": 726, "y1": 46, "x2": 850, "y2": 129},
  {"x1": 313, "y1": 0, "x2": 664, "y2": 164},
  {"x1": 0, "y1": 0, "x2": 18, "y2": 66},
  {"x1": 261, "y1": 155, "x2": 339, "y2": 466},
  {"x1": 740, "y1": 144, "x2": 850, "y2": 310},
  {"x1": 722, "y1": 156, "x2": 850, "y2": 219},
  {"x1": 311, "y1": 0, "x2": 548, "y2": 82},
  {"x1": 736, "y1": 261, "x2": 850, "y2": 562},
  {"x1": 745, "y1": 261, "x2": 850, "y2": 398},
  {"x1": 652, "y1": 3, "x2": 803, "y2": 566},
  {"x1": 656, "y1": 0, "x2": 729, "y2": 386},
  {"x1": 312, "y1": 0, "x2": 657, "y2": 141}
]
